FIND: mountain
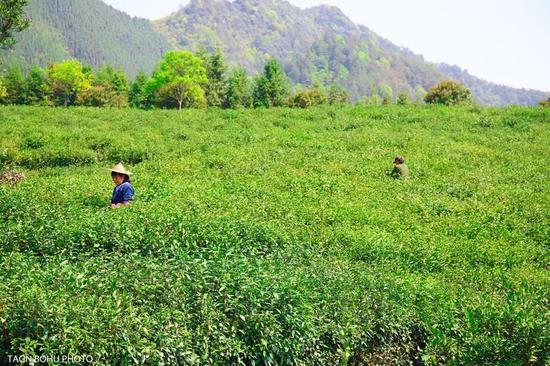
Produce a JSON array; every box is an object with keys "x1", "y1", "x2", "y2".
[
  {"x1": 153, "y1": 0, "x2": 548, "y2": 104},
  {"x1": 153, "y1": 0, "x2": 442, "y2": 102},
  {"x1": 1, "y1": 0, "x2": 171, "y2": 77},
  {"x1": 3, "y1": 0, "x2": 548, "y2": 105}
]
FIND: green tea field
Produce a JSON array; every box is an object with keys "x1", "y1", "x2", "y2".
[{"x1": 0, "y1": 105, "x2": 549, "y2": 365}]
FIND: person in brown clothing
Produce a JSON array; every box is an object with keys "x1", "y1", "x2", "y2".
[{"x1": 391, "y1": 156, "x2": 410, "y2": 179}]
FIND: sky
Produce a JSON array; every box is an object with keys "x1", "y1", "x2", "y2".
[{"x1": 103, "y1": 0, "x2": 550, "y2": 92}]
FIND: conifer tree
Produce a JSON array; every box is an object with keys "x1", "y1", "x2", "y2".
[
  {"x1": 226, "y1": 67, "x2": 252, "y2": 109},
  {"x1": 253, "y1": 58, "x2": 290, "y2": 108}
]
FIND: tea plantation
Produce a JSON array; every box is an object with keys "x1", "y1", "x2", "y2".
[{"x1": 0, "y1": 105, "x2": 548, "y2": 365}]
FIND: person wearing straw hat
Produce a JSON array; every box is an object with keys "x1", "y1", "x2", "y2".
[{"x1": 108, "y1": 163, "x2": 135, "y2": 208}]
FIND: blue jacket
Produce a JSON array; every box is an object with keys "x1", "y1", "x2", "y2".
[{"x1": 111, "y1": 181, "x2": 134, "y2": 204}]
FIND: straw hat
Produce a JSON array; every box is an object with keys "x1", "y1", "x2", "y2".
[{"x1": 108, "y1": 163, "x2": 133, "y2": 176}]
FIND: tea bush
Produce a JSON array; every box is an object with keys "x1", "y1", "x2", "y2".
[{"x1": 0, "y1": 105, "x2": 549, "y2": 365}]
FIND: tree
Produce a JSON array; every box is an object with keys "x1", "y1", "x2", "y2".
[
  {"x1": 94, "y1": 65, "x2": 129, "y2": 94},
  {"x1": 365, "y1": 94, "x2": 382, "y2": 106},
  {"x1": 200, "y1": 49, "x2": 229, "y2": 108},
  {"x1": 424, "y1": 80, "x2": 472, "y2": 105},
  {"x1": 226, "y1": 67, "x2": 252, "y2": 109},
  {"x1": 396, "y1": 92, "x2": 411, "y2": 106},
  {"x1": 287, "y1": 88, "x2": 327, "y2": 108},
  {"x1": 539, "y1": 97, "x2": 550, "y2": 108},
  {"x1": 47, "y1": 59, "x2": 91, "y2": 107},
  {"x1": 26, "y1": 66, "x2": 49, "y2": 105},
  {"x1": 379, "y1": 83, "x2": 393, "y2": 105},
  {"x1": 129, "y1": 71, "x2": 151, "y2": 108},
  {"x1": 328, "y1": 84, "x2": 349, "y2": 105},
  {"x1": 147, "y1": 50, "x2": 207, "y2": 110},
  {"x1": 78, "y1": 65, "x2": 129, "y2": 107},
  {"x1": 414, "y1": 85, "x2": 427, "y2": 104},
  {"x1": 0, "y1": 0, "x2": 30, "y2": 50},
  {"x1": 3, "y1": 64, "x2": 26, "y2": 104},
  {"x1": 253, "y1": 58, "x2": 290, "y2": 108}
]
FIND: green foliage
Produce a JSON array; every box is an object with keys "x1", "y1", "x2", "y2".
[
  {"x1": 46, "y1": 59, "x2": 91, "y2": 107},
  {"x1": 539, "y1": 97, "x2": 550, "y2": 107},
  {"x1": 378, "y1": 83, "x2": 394, "y2": 102},
  {"x1": 76, "y1": 85, "x2": 127, "y2": 108},
  {"x1": 129, "y1": 71, "x2": 150, "y2": 109},
  {"x1": 77, "y1": 65, "x2": 129, "y2": 107},
  {"x1": 425, "y1": 79, "x2": 473, "y2": 106},
  {"x1": 396, "y1": 92, "x2": 412, "y2": 106},
  {"x1": 438, "y1": 63, "x2": 548, "y2": 106},
  {"x1": 0, "y1": 105, "x2": 549, "y2": 364},
  {"x1": 414, "y1": 85, "x2": 427, "y2": 103},
  {"x1": 1, "y1": 0, "x2": 545, "y2": 106},
  {"x1": 3, "y1": 0, "x2": 171, "y2": 77},
  {"x1": 253, "y1": 58, "x2": 290, "y2": 108},
  {"x1": 200, "y1": 49, "x2": 229, "y2": 108},
  {"x1": 287, "y1": 87, "x2": 328, "y2": 108},
  {"x1": 0, "y1": 0, "x2": 30, "y2": 50},
  {"x1": 0, "y1": 78, "x2": 6, "y2": 98},
  {"x1": 94, "y1": 65, "x2": 129, "y2": 94},
  {"x1": 365, "y1": 93, "x2": 382, "y2": 106},
  {"x1": 2, "y1": 64, "x2": 26, "y2": 104},
  {"x1": 25, "y1": 66, "x2": 49, "y2": 105},
  {"x1": 226, "y1": 67, "x2": 253, "y2": 109},
  {"x1": 147, "y1": 50, "x2": 207, "y2": 110},
  {"x1": 327, "y1": 84, "x2": 349, "y2": 105}
]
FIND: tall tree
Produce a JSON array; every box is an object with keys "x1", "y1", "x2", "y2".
[
  {"x1": 327, "y1": 84, "x2": 349, "y2": 105},
  {"x1": 226, "y1": 67, "x2": 252, "y2": 109},
  {"x1": 26, "y1": 66, "x2": 49, "y2": 105},
  {"x1": 3, "y1": 63, "x2": 26, "y2": 104},
  {"x1": 396, "y1": 92, "x2": 411, "y2": 106},
  {"x1": 47, "y1": 59, "x2": 91, "y2": 107},
  {"x1": 129, "y1": 71, "x2": 151, "y2": 109},
  {"x1": 0, "y1": 0, "x2": 30, "y2": 50},
  {"x1": 94, "y1": 65, "x2": 129, "y2": 94},
  {"x1": 77, "y1": 64, "x2": 130, "y2": 107},
  {"x1": 201, "y1": 49, "x2": 229, "y2": 108},
  {"x1": 253, "y1": 58, "x2": 290, "y2": 108},
  {"x1": 147, "y1": 50, "x2": 207, "y2": 110}
]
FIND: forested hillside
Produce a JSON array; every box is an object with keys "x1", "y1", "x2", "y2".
[
  {"x1": 0, "y1": 0, "x2": 171, "y2": 77},
  {"x1": 2, "y1": 0, "x2": 548, "y2": 105},
  {"x1": 154, "y1": 0, "x2": 441, "y2": 102},
  {"x1": 153, "y1": 0, "x2": 548, "y2": 104}
]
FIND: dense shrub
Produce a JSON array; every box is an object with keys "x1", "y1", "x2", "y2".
[
  {"x1": 76, "y1": 85, "x2": 129, "y2": 107},
  {"x1": 287, "y1": 88, "x2": 328, "y2": 108},
  {"x1": 424, "y1": 80, "x2": 473, "y2": 105},
  {"x1": 0, "y1": 105, "x2": 548, "y2": 365}
]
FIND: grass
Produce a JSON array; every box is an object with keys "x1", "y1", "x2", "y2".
[{"x1": 0, "y1": 104, "x2": 549, "y2": 365}]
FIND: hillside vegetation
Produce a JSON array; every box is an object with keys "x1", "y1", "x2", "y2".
[
  {"x1": 2, "y1": 0, "x2": 548, "y2": 106},
  {"x1": 1, "y1": 105, "x2": 549, "y2": 365},
  {"x1": 154, "y1": 0, "x2": 549, "y2": 105},
  {"x1": 1, "y1": 0, "x2": 171, "y2": 77}
]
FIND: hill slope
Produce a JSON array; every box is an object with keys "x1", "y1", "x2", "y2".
[
  {"x1": 2, "y1": 0, "x2": 548, "y2": 105},
  {"x1": 154, "y1": 0, "x2": 442, "y2": 102},
  {"x1": 154, "y1": 0, "x2": 549, "y2": 105},
  {"x1": 1, "y1": 0, "x2": 172, "y2": 77},
  {"x1": 437, "y1": 63, "x2": 549, "y2": 107}
]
